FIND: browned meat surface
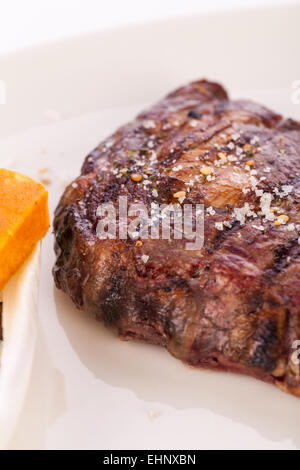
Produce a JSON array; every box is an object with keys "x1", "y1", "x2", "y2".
[{"x1": 53, "y1": 80, "x2": 300, "y2": 397}]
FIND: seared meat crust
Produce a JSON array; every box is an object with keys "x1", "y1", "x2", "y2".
[{"x1": 53, "y1": 80, "x2": 300, "y2": 396}]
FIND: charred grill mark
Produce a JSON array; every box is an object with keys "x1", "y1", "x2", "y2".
[
  {"x1": 163, "y1": 286, "x2": 172, "y2": 292},
  {"x1": 160, "y1": 121, "x2": 231, "y2": 166},
  {"x1": 247, "y1": 292, "x2": 264, "y2": 317},
  {"x1": 209, "y1": 220, "x2": 240, "y2": 252},
  {"x1": 53, "y1": 209, "x2": 75, "y2": 263},
  {"x1": 280, "y1": 172, "x2": 300, "y2": 190},
  {"x1": 266, "y1": 238, "x2": 300, "y2": 278},
  {"x1": 248, "y1": 320, "x2": 279, "y2": 371},
  {"x1": 134, "y1": 296, "x2": 156, "y2": 319},
  {"x1": 169, "y1": 277, "x2": 190, "y2": 289},
  {"x1": 100, "y1": 272, "x2": 127, "y2": 325},
  {"x1": 188, "y1": 110, "x2": 202, "y2": 119}
]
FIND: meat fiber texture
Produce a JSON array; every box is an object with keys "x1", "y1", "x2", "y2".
[{"x1": 53, "y1": 80, "x2": 300, "y2": 397}]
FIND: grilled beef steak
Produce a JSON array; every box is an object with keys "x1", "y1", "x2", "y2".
[{"x1": 53, "y1": 80, "x2": 300, "y2": 397}]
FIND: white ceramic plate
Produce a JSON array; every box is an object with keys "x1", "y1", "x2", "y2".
[
  {"x1": 1, "y1": 4, "x2": 300, "y2": 450},
  {"x1": 0, "y1": 243, "x2": 40, "y2": 449}
]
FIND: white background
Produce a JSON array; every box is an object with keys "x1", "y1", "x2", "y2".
[{"x1": 0, "y1": 0, "x2": 297, "y2": 54}]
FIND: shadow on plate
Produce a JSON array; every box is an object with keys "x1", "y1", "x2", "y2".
[{"x1": 6, "y1": 323, "x2": 67, "y2": 450}]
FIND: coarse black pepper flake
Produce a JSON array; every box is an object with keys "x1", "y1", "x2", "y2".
[{"x1": 188, "y1": 110, "x2": 202, "y2": 119}]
